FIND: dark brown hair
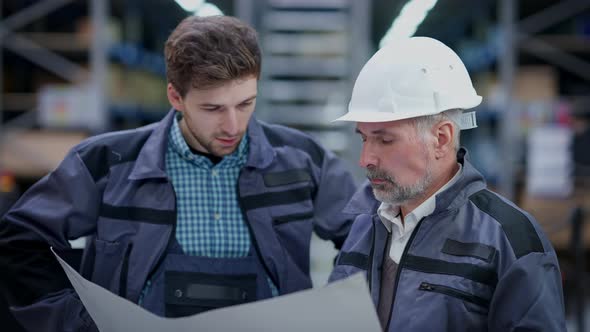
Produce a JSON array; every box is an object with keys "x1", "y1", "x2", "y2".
[{"x1": 165, "y1": 15, "x2": 261, "y2": 97}]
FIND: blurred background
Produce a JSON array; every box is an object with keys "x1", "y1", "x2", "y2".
[{"x1": 0, "y1": 0, "x2": 589, "y2": 331}]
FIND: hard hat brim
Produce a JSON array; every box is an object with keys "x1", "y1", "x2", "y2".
[
  {"x1": 333, "y1": 95, "x2": 483, "y2": 123},
  {"x1": 332, "y1": 111, "x2": 430, "y2": 123}
]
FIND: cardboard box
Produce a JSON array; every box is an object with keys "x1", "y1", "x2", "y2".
[{"x1": 521, "y1": 186, "x2": 590, "y2": 250}]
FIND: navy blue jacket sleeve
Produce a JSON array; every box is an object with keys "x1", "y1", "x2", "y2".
[
  {"x1": 311, "y1": 148, "x2": 357, "y2": 250},
  {"x1": 0, "y1": 150, "x2": 101, "y2": 331},
  {"x1": 488, "y1": 251, "x2": 566, "y2": 331}
]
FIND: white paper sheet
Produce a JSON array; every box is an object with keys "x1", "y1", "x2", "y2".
[{"x1": 52, "y1": 248, "x2": 381, "y2": 332}]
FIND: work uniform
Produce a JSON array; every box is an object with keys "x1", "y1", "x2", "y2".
[{"x1": 329, "y1": 149, "x2": 566, "y2": 332}]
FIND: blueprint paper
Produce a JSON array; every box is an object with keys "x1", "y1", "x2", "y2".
[{"x1": 52, "y1": 248, "x2": 381, "y2": 332}]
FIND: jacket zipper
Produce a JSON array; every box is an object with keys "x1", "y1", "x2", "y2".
[
  {"x1": 237, "y1": 174, "x2": 280, "y2": 292},
  {"x1": 366, "y1": 217, "x2": 377, "y2": 292},
  {"x1": 384, "y1": 216, "x2": 426, "y2": 331},
  {"x1": 418, "y1": 282, "x2": 490, "y2": 309}
]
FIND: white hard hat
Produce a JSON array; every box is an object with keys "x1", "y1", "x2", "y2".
[{"x1": 334, "y1": 37, "x2": 482, "y2": 128}]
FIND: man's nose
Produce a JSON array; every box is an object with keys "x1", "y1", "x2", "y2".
[
  {"x1": 359, "y1": 143, "x2": 378, "y2": 168},
  {"x1": 222, "y1": 110, "x2": 239, "y2": 136}
]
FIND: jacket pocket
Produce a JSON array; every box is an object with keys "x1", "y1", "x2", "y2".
[
  {"x1": 441, "y1": 238, "x2": 497, "y2": 263},
  {"x1": 418, "y1": 282, "x2": 489, "y2": 312},
  {"x1": 92, "y1": 239, "x2": 126, "y2": 290}
]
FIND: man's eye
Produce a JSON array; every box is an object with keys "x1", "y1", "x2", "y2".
[{"x1": 381, "y1": 139, "x2": 393, "y2": 144}]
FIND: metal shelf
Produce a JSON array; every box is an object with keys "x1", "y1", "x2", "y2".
[
  {"x1": 265, "y1": 55, "x2": 350, "y2": 77},
  {"x1": 0, "y1": 0, "x2": 108, "y2": 133},
  {"x1": 262, "y1": 12, "x2": 349, "y2": 32},
  {"x1": 239, "y1": 0, "x2": 370, "y2": 182}
]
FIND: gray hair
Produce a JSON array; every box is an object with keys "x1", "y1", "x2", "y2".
[{"x1": 412, "y1": 109, "x2": 463, "y2": 151}]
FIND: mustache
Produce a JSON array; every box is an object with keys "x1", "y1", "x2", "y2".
[{"x1": 366, "y1": 168, "x2": 395, "y2": 183}]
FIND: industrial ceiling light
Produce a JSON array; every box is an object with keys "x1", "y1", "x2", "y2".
[
  {"x1": 196, "y1": 3, "x2": 223, "y2": 16},
  {"x1": 175, "y1": 0, "x2": 205, "y2": 12},
  {"x1": 379, "y1": 0, "x2": 438, "y2": 48},
  {"x1": 174, "y1": 0, "x2": 223, "y2": 16}
]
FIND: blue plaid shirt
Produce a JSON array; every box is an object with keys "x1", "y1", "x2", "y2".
[
  {"x1": 166, "y1": 114, "x2": 251, "y2": 257},
  {"x1": 139, "y1": 114, "x2": 278, "y2": 303}
]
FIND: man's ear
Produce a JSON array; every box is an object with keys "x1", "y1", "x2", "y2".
[
  {"x1": 433, "y1": 120, "x2": 455, "y2": 159},
  {"x1": 167, "y1": 83, "x2": 185, "y2": 111}
]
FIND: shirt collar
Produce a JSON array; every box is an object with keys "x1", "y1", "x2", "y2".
[
  {"x1": 377, "y1": 163, "x2": 463, "y2": 233},
  {"x1": 168, "y1": 112, "x2": 248, "y2": 169}
]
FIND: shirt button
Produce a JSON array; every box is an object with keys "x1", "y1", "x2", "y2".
[
  {"x1": 212, "y1": 170, "x2": 218, "y2": 177},
  {"x1": 214, "y1": 213, "x2": 221, "y2": 220}
]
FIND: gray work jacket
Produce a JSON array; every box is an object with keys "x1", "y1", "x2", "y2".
[{"x1": 329, "y1": 150, "x2": 566, "y2": 332}]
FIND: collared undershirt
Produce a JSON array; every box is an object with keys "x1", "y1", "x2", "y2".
[
  {"x1": 139, "y1": 114, "x2": 278, "y2": 305},
  {"x1": 167, "y1": 114, "x2": 251, "y2": 258},
  {"x1": 377, "y1": 164, "x2": 463, "y2": 263}
]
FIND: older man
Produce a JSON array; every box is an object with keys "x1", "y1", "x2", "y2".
[{"x1": 329, "y1": 37, "x2": 566, "y2": 331}]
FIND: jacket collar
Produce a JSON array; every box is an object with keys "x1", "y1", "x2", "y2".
[
  {"x1": 343, "y1": 148, "x2": 486, "y2": 215},
  {"x1": 129, "y1": 110, "x2": 275, "y2": 180},
  {"x1": 432, "y1": 148, "x2": 487, "y2": 214},
  {"x1": 129, "y1": 109, "x2": 176, "y2": 180},
  {"x1": 244, "y1": 116, "x2": 275, "y2": 169}
]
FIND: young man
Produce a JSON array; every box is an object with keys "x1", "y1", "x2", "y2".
[
  {"x1": 329, "y1": 37, "x2": 566, "y2": 331},
  {"x1": 0, "y1": 16, "x2": 356, "y2": 331}
]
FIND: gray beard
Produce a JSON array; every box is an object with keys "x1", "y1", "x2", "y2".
[{"x1": 367, "y1": 167, "x2": 433, "y2": 206}]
